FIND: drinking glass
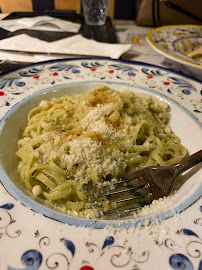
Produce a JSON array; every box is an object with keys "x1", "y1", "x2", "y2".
[{"x1": 82, "y1": 0, "x2": 110, "y2": 26}]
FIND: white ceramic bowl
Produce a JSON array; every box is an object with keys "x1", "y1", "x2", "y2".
[{"x1": 0, "y1": 81, "x2": 201, "y2": 228}]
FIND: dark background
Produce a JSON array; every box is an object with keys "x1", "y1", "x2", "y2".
[
  {"x1": 29, "y1": 0, "x2": 142, "y2": 20},
  {"x1": 114, "y1": 0, "x2": 142, "y2": 20}
]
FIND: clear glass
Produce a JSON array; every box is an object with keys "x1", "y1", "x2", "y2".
[{"x1": 82, "y1": 0, "x2": 110, "y2": 26}]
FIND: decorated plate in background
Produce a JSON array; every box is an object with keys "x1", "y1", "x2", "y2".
[
  {"x1": 0, "y1": 58, "x2": 201, "y2": 270},
  {"x1": 147, "y1": 25, "x2": 202, "y2": 69}
]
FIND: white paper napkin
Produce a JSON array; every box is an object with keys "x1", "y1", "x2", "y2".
[
  {"x1": 0, "y1": 16, "x2": 81, "y2": 33},
  {"x1": 0, "y1": 50, "x2": 70, "y2": 63},
  {"x1": 0, "y1": 34, "x2": 132, "y2": 59}
]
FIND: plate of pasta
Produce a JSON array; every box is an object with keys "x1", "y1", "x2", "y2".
[
  {"x1": 147, "y1": 25, "x2": 202, "y2": 69},
  {"x1": 0, "y1": 58, "x2": 201, "y2": 270}
]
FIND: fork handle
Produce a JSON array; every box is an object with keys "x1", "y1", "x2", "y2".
[{"x1": 175, "y1": 150, "x2": 202, "y2": 175}]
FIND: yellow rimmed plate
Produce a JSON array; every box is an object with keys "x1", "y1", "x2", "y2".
[{"x1": 147, "y1": 25, "x2": 202, "y2": 69}]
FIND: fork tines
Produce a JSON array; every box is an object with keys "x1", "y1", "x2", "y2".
[
  {"x1": 104, "y1": 196, "x2": 153, "y2": 216},
  {"x1": 83, "y1": 173, "x2": 153, "y2": 216}
]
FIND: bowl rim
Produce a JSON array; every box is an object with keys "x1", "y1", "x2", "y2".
[{"x1": 0, "y1": 81, "x2": 201, "y2": 229}]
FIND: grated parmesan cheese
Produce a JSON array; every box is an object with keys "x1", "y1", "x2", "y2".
[{"x1": 17, "y1": 85, "x2": 187, "y2": 218}]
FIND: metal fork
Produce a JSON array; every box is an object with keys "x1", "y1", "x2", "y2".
[{"x1": 83, "y1": 150, "x2": 202, "y2": 216}]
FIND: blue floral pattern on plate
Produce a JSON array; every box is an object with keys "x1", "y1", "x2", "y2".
[
  {"x1": 0, "y1": 58, "x2": 201, "y2": 270},
  {"x1": 0, "y1": 59, "x2": 202, "y2": 118}
]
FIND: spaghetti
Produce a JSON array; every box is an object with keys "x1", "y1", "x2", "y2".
[{"x1": 16, "y1": 86, "x2": 187, "y2": 218}]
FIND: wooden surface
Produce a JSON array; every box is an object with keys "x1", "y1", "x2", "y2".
[
  {"x1": 54, "y1": 0, "x2": 81, "y2": 13},
  {"x1": 0, "y1": 0, "x2": 33, "y2": 13}
]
